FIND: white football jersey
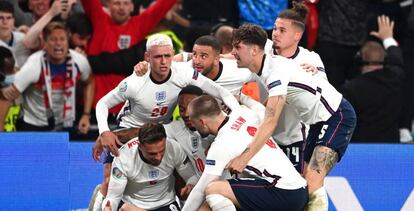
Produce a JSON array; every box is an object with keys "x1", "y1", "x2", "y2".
[
  {"x1": 164, "y1": 120, "x2": 214, "y2": 177},
  {"x1": 205, "y1": 108, "x2": 307, "y2": 190},
  {"x1": 96, "y1": 62, "x2": 240, "y2": 134},
  {"x1": 105, "y1": 138, "x2": 191, "y2": 210},
  {"x1": 259, "y1": 55, "x2": 342, "y2": 125},
  {"x1": 183, "y1": 58, "x2": 260, "y2": 95},
  {"x1": 264, "y1": 39, "x2": 328, "y2": 145}
]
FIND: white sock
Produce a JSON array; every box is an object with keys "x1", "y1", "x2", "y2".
[
  {"x1": 206, "y1": 194, "x2": 236, "y2": 211},
  {"x1": 93, "y1": 190, "x2": 104, "y2": 211},
  {"x1": 306, "y1": 187, "x2": 328, "y2": 211}
]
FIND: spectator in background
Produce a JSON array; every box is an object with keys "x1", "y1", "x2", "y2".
[
  {"x1": 0, "y1": 0, "x2": 28, "y2": 68},
  {"x1": 0, "y1": 1, "x2": 25, "y2": 51},
  {"x1": 400, "y1": 3, "x2": 414, "y2": 143},
  {"x1": 0, "y1": 22, "x2": 94, "y2": 133},
  {"x1": 80, "y1": 0, "x2": 177, "y2": 115},
  {"x1": 238, "y1": 0, "x2": 287, "y2": 37},
  {"x1": 315, "y1": 0, "x2": 370, "y2": 89},
  {"x1": 5, "y1": 0, "x2": 51, "y2": 29},
  {"x1": 0, "y1": 46, "x2": 18, "y2": 131},
  {"x1": 342, "y1": 15, "x2": 404, "y2": 143}
]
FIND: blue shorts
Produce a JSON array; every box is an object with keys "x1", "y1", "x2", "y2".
[
  {"x1": 229, "y1": 178, "x2": 308, "y2": 211},
  {"x1": 305, "y1": 98, "x2": 356, "y2": 162},
  {"x1": 280, "y1": 141, "x2": 305, "y2": 173}
]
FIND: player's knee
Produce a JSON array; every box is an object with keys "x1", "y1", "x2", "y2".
[{"x1": 206, "y1": 194, "x2": 236, "y2": 211}]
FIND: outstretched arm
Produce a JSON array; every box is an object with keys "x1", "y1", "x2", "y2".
[{"x1": 182, "y1": 173, "x2": 220, "y2": 211}]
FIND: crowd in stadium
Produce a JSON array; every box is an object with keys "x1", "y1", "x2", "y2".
[{"x1": 0, "y1": 0, "x2": 413, "y2": 210}]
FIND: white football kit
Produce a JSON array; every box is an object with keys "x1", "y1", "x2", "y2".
[
  {"x1": 96, "y1": 62, "x2": 240, "y2": 134},
  {"x1": 182, "y1": 108, "x2": 307, "y2": 210},
  {"x1": 164, "y1": 120, "x2": 214, "y2": 178},
  {"x1": 103, "y1": 138, "x2": 197, "y2": 210},
  {"x1": 260, "y1": 54, "x2": 343, "y2": 125},
  {"x1": 264, "y1": 39, "x2": 329, "y2": 146}
]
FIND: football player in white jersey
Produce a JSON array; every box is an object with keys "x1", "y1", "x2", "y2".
[
  {"x1": 91, "y1": 34, "x2": 240, "y2": 211},
  {"x1": 103, "y1": 123, "x2": 198, "y2": 211},
  {"x1": 227, "y1": 23, "x2": 356, "y2": 211},
  {"x1": 262, "y1": 2, "x2": 326, "y2": 174},
  {"x1": 182, "y1": 95, "x2": 308, "y2": 211},
  {"x1": 164, "y1": 85, "x2": 214, "y2": 178},
  {"x1": 135, "y1": 35, "x2": 262, "y2": 101}
]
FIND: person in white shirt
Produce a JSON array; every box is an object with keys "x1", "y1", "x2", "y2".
[
  {"x1": 182, "y1": 95, "x2": 308, "y2": 211},
  {"x1": 164, "y1": 85, "x2": 214, "y2": 178},
  {"x1": 91, "y1": 34, "x2": 240, "y2": 211},
  {"x1": 226, "y1": 23, "x2": 356, "y2": 211},
  {"x1": 103, "y1": 122, "x2": 198, "y2": 211},
  {"x1": 0, "y1": 22, "x2": 94, "y2": 132}
]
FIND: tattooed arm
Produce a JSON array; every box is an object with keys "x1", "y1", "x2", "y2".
[{"x1": 226, "y1": 95, "x2": 286, "y2": 173}]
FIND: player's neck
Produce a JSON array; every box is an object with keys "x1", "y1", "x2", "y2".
[
  {"x1": 277, "y1": 45, "x2": 298, "y2": 58},
  {"x1": 251, "y1": 54, "x2": 265, "y2": 74},
  {"x1": 211, "y1": 114, "x2": 227, "y2": 135}
]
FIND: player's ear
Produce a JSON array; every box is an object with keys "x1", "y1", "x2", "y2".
[{"x1": 144, "y1": 52, "x2": 150, "y2": 62}]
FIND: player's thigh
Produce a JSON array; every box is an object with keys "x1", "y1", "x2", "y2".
[
  {"x1": 205, "y1": 180, "x2": 239, "y2": 206},
  {"x1": 119, "y1": 202, "x2": 146, "y2": 211},
  {"x1": 305, "y1": 99, "x2": 356, "y2": 164}
]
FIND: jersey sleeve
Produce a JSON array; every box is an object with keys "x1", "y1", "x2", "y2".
[
  {"x1": 266, "y1": 58, "x2": 291, "y2": 97},
  {"x1": 80, "y1": 0, "x2": 106, "y2": 26},
  {"x1": 72, "y1": 51, "x2": 91, "y2": 81},
  {"x1": 13, "y1": 52, "x2": 41, "y2": 92},
  {"x1": 178, "y1": 66, "x2": 240, "y2": 111},
  {"x1": 203, "y1": 139, "x2": 234, "y2": 176},
  {"x1": 96, "y1": 74, "x2": 142, "y2": 134},
  {"x1": 103, "y1": 155, "x2": 128, "y2": 211}
]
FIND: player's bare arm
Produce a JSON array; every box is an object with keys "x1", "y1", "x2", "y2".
[{"x1": 226, "y1": 95, "x2": 286, "y2": 173}]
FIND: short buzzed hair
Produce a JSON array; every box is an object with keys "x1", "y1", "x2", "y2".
[
  {"x1": 232, "y1": 23, "x2": 267, "y2": 50},
  {"x1": 138, "y1": 123, "x2": 167, "y2": 145},
  {"x1": 146, "y1": 33, "x2": 173, "y2": 51},
  {"x1": 189, "y1": 95, "x2": 221, "y2": 120},
  {"x1": 214, "y1": 25, "x2": 234, "y2": 53},
  {"x1": 361, "y1": 41, "x2": 385, "y2": 64},
  {"x1": 194, "y1": 35, "x2": 221, "y2": 54}
]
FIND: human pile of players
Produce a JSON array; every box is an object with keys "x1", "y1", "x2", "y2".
[{"x1": 87, "y1": 2, "x2": 383, "y2": 210}]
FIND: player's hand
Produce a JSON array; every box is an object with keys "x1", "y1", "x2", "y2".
[
  {"x1": 92, "y1": 136, "x2": 105, "y2": 161},
  {"x1": 179, "y1": 184, "x2": 194, "y2": 200},
  {"x1": 101, "y1": 131, "x2": 123, "y2": 157},
  {"x1": 301, "y1": 63, "x2": 318, "y2": 75},
  {"x1": 134, "y1": 61, "x2": 149, "y2": 76},
  {"x1": 77, "y1": 114, "x2": 90, "y2": 134},
  {"x1": 104, "y1": 200, "x2": 112, "y2": 211},
  {"x1": 225, "y1": 153, "x2": 249, "y2": 174},
  {"x1": 370, "y1": 15, "x2": 394, "y2": 41}
]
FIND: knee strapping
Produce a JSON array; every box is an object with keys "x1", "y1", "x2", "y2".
[{"x1": 206, "y1": 194, "x2": 236, "y2": 211}]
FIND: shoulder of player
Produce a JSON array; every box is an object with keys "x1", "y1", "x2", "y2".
[
  {"x1": 118, "y1": 137, "x2": 140, "y2": 156},
  {"x1": 164, "y1": 120, "x2": 185, "y2": 135}
]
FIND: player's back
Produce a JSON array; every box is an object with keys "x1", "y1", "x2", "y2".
[{"x1": 214, "y1": 108, "x2": 307, "y2": 190}]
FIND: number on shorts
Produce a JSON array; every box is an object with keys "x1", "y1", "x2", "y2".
[{"x1": 319, "y1": 124, "x2": 329, "y2": 139}]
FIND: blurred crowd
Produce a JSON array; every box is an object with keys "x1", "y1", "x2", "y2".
[{"x1": 0, "y1": 0, "x2": 413, "y2": 144}]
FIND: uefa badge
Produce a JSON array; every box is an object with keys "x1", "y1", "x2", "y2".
[{"x1": 118, "y1": 81, "x2": 127, "y2": 92}]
